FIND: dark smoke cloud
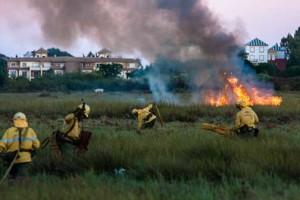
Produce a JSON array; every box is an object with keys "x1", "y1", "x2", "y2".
[
  {"x1": 27, "y1": 0, "x2": 241, "y2": 61},
  {"x1": 28, "y1": 0, "x2": 260, "y2": 104}
]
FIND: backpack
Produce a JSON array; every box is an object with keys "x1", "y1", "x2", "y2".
[{"x1": 76, "y1": 131, "x2": 92, "y2": 155}]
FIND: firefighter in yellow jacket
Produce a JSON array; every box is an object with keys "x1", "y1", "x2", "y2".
[
  {"x1": 0, "y1": 112, "x2": 40, "y2": 179},
  {"x1": 132, "y1": 104, "x2": 157, "y2": 131},
  {"x1": 235, "y1": 100, "x2": 259, "y2": 137},
  {"x1": 58, "y1": 103, "x2": 90, "y2": 153}
]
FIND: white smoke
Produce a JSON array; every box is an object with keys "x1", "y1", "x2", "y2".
[{"x1": 147, "y1": 74, "x2": 179, "y2": 104}]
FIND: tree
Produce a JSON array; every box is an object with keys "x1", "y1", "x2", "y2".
[
  {"x1": 283, "y1": 66, "x2": 300, "y2": 77},
  {"x1": 8, "y1": 77, "x2": 30, "y2": 92},
  {"x1": 281, "y1": 27, "x2": 300, "y2": 67},
  {"x1": 0, "y1": 54, "x2": 8, "y2": 86},
  {"x1": 127, "y1": 66, "x2": 151, "y2": 79},
  {"x1": 47, "y1": 48, "x2": 73, "y2": 57},
  {"x1": 255, "y1": 63, "x2": 278, "y2": 76},
  {"x1": 96, "y1": 63, "x2": 122, "y2": 78}
]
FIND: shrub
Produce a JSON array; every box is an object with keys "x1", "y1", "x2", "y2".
[{"x1": 283, "y1": 66, "x2": 300, "y2": 77}]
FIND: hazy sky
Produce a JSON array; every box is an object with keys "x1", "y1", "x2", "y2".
[
  {"x1": 0, "y1": 0, "x2": 299, "y2": 61},
  {"x1": 205, "y1": 0, "x2": 300, "y2": 45}
]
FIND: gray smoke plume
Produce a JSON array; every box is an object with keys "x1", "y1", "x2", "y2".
[
  {"x1": 27, "y1": 0, "x2": 240, "y2": 60},
  {"x1": 28, "y1": 0, "x2": 259, "y2": 104},
  {"x1": 147, "y1": 74, "x2": 179, "y2": 104}
]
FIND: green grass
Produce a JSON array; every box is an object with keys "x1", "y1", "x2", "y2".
[
  {"x1": 1, "y1": 172, "x2": 300, "y2": 200},
  {"x1": 0, "y1": 91, "x2": 300, "y2": 199}
]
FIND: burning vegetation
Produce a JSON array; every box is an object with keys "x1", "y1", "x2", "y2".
[{"x1": 204, "y1": 72, "x2": 282, "y2": 106}]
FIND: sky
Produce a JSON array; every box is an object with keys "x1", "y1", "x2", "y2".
[{"x1": 0, "y1": 0, "x2": 299, "y2": 62}]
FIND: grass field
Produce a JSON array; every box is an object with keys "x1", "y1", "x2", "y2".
[{"x1": 0, "y1": 91, "x2": 300, "y2": 200}]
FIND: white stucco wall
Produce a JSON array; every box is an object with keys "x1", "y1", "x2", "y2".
[{"x1": 245, "y1": 45, "x2": 268, "y2": 64}]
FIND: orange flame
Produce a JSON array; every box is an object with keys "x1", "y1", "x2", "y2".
[{"x1": 205, "y1": 75, "x2": 282, "y2": 106}]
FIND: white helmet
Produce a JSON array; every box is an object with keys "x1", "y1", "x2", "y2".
[
  {"x1": 14, "y1": 112, "x2": 27, "y2": 120},
  {"x1": 13, "y1": 112, "x2": 28, "y2": 128},
  {"x1": 78, "y1": 104, "x2": 91, "y2": 117}
]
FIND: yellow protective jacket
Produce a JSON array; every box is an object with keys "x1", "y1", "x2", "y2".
[
  {"x1": 0, "y1": 127, "x2": 40, "y2": 163},
  {"x1": 235, "y1": 107, "x2": 259, "y2": 128},
  {"x1": 135, "y1": 104, "x2": 157, "y2": 130},
  {"x1": 61, "y1": 113, "x2": 81, "y2": 141}
]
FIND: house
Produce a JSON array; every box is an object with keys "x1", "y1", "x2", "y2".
[
  {"x1": 96, "y1": 48, "x2": 111, "y2": 58},
  {"x1": 244, "y1": 38, "x2": 287, "y2": 70},
  {"x1": 244, "y1": 38, "x2": 269, "y2": 65},
  {"x1": 268, "y1": 43, "x2": 287, "y2": 70},
  {"x1": 35, "y1": 47, "x2": 48, "y2": 58},
  {"x1": 7, "y1": 49, "x2": 141, "y2": 80}
]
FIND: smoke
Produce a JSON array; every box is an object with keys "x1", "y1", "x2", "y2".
[
  {"x1": 28, "y1": 0, "x2": 272, "y2": 104},
  {"x1": 27, "y1": 0, "x2": 240, "y2": 59},
  {"x1": 147, "y1": 75, "x2": 179, "y2": 104}
]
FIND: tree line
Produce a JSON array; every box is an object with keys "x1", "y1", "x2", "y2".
[{"x1": 1, "y1": 27, "x2": 300, "y2": 92}]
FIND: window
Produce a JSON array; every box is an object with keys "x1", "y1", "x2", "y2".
[
  {"x1": 32, "y1": 71, "x2": 41, "y2": 78},
  {"x1": 22, "y1": 71, "x2": 27, "y2": 78},
  {"x1": 33, "y1": 62, "x2": 40, "y2": 68},
  {"x1": 9, "y1": 70, "x2": 17, "y2": 78},
  {"x1": 259, "y1": 55, "x2": 264, "y2": 61},
  {"x1": 96, "y1": 63, "x2": 101, "y2": 70},
  {"x1": 250, "y1": 47, "x2": 255, "y2": 53},
  {"x1": 81, "y1": 70, "x2": 92, "y2": 73},
  {"x1": 54, "y1": 70, "x2": 63, "y2": 75},
  {"x1": 60, "y1": 63, "x2": 65, "y2": 68},
  {"x1": 250, "y1": 55, "x2": 255, "y2": 61},
  {"x1": 129, "y1": 63, "x2": 136, "y2": 68},
  {"x1": 10, "y1": 62, "x2": 16, "y2": 67},
  {"x1": 82, "y1": 63, "x2": 90, "y2": 68},
  {"x1": 44, "y1": 62, "x2": 51, "y2": 69},
  {"x1": 22, "y1": 63, "x2": 27, "y2": 67},
  {"x1": 272, "y1": 55, "x2": 275, "y2": 60},
  {"x1": 259, "y1": 47, "x2": 264, "y2": 53}
]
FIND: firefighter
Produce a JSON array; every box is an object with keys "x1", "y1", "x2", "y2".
[
  {"x1": 132, "y1": 104, "x2": 157, "y2": 133},
  {"x1": 58, "y1": 103, "x2": 91, "y2": 154},
  {"x1": 0, "y1": 112, "x2": 40, "y2": 180},
  {"x1": 235, "y1": 100, "x2": 259, "y2": 137}
]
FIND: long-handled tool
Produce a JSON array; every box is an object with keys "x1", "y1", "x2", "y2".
[
  {"x1": 0, "y1": 149, "x2": 20, "y2": 184},
  {"x1": 154, "y1": 104, "x2": 164, "y2": 126}
]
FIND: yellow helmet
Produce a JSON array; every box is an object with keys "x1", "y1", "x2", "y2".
[
  {"x1": 13, "y1": 112, "x2": 28, "y2": 128},
  {"x1": 132, "y1": 109, "x2": 138, "y2": 115},
  {"x1": 78, "y1": 104, "x2": 90, "y2": 117},
  {"x1": 236, "y1": 100, "x2": 247, "y2": 108}
]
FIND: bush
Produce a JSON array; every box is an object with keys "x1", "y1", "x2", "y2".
[
  {"x1": 257, "y1": 73, "x2": 271, "y2": 81},
  {"x1": 272, "y1": 77, "x2": 300, "y2": 91},
  {"x1": 255, "y1": 63, "x2": 279, "y2": 76},
  {"x1": 283, "y1": 66, "x2": 300, "y2": 77},
  {"x1": 0, "y1": 72, "x2": 150, "y2": 92}
]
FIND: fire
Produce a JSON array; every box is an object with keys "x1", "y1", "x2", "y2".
[{"x1": 205, "y1": 75, "x2": 282, "y2": 106}]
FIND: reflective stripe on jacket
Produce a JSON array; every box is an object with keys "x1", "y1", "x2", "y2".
[
  {"x1": 0, "y1": 127, "x2": 40, "y2": 163},
  {"x1": 235, "y1": 107, "x2": 259, "y2": 128},
  {"x1": 136, "y1": 104, "x2": 157, "y2": 130}
]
